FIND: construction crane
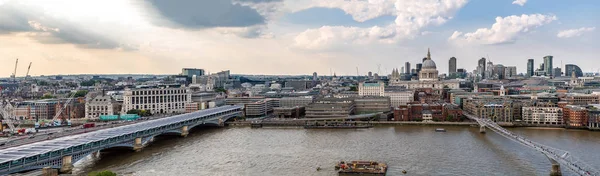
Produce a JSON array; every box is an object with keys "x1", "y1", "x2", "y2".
[
  {"x1": 10, "y1": 58, "x2": 18, "y2": 82},
  {"x1": 47, "y1": 88, "x2": 79, "y2": 127},
  {"x1": 356, "y1": 67, "x2": 359, "y2": 77},
  {"x1": 0, "y1": 102, "x2": 16, "y2": 134},
  {"x1": 25, "y1": 62, "x2": 32, "y2": 79}
]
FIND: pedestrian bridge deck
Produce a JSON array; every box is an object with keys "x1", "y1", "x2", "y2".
[{"x1": 465, "y1": 113, "x2": 599, "y2": 176}]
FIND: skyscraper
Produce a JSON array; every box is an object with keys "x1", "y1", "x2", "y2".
[
  {"x1": 405, "y1": 62, "x2": 411, "y2": 74},
  {"x1": 449, "y1": 57, "x2": 457, "y2": 75},
  {"x1": 553, "y1": 67, "x2": 562, "y2": 77},
  {"x1": 527, "y1": 59, "x2": 534, "y2": 77},
  {"x1": 478, "y1": 57, "x2": 486, "y2": 78},
  {"x1": 544, "y1": 56, "x2": 553, "y2": 76},
  {"x1": 312, "y1": 72, "x2": 318, "y2": 81},
  {"x1": 565, "y1": 64, "x2": 583, "y2": 77},
  {"x1": 422, "y1": 57, "x2": 427, "y2": 62},
  {"x1": 416, "y1": 63, "x2": 423, "y2": 73}
]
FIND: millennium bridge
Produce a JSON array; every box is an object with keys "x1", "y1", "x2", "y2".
[
  {"x1": 465, "y1": 113, "x2": 600, "y2": 176},
  {"x1": 0, "y1": 105, "x2": 243, "y2": 175}
]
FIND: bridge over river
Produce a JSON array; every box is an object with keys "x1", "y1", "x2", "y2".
[
  {"x1": 465, "y1": 113, "x2": 600, "y2": 176},
  {"x1": 0, "y1": 105, "x2": 243, "y2": 175}
]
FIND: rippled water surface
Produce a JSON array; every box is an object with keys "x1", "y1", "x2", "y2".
[{"x1": 74, "y1": 126, "x2": 600, "y2": 176}]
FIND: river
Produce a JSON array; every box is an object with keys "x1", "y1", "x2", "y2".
[{"x1": 73, "y1": 126, "x2": 600, "y2": 176}]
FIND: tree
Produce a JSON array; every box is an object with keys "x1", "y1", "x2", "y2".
[
  {"x1": 80, "y1": 80, "x2": 97, "y2": 86},
  {"x1": 349, "y1": 86, "x2": 358, "y2": 91},
  {"x1": 126, "y1": 109, "x2": 152, "y2": 117},
  {"x1": 88, "y1": 170, "x2": 117, "y2": 176},
  {"x1": 446, "y1": 115, "x2": 454, "y2": 122},
  {"x1": 41, "y1": 94, "x2": 55, "y2": 99},
  {"x1": 68, "y1": 90, "x2": 89, "y2": 98},
  {"x1": 214, "y1": 87, "x2": 226, "y2": 93}
]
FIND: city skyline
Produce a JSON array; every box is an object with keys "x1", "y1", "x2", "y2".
[{"x1": 0, "y1": 0, "x2": 598, "y2": 77}]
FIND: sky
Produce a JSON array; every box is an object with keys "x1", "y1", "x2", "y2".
[{"x1": 0, "y1": 0, "x2": 598, "y2": 77}]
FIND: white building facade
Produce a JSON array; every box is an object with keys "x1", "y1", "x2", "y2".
[
  {"x1": 384, "y1": 90, "x2": 414, "y2": 108},
  {"x1": 522, "y1": 106, "x2": 563, "y2": 125},
  {"x1": 358, "y1": 81, "x2": 385, "y2": 96},
  {"x1": 85, "y1": 93, "x2": 120, "y2": 119},
  {"x1": 122, "y1": 87, "x2": 192, "y2": 114}
]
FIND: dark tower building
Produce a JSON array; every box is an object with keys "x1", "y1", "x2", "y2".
[
  {"x1": 405, "y1": 62, "x2": 411, "y2": 74},
  {"x1": 527, "y1": 59, "x2": 534, "y2": 77},
  {"x1": 449, "y1": 57, "x2": 457, "y2": 75},
  {"x1": 422, "y1": 57, "x2": 427, "y2": 62},
  {"x1": 478, "y1": 57, "x2": 486, "y2": 78},
  {"x1": 565, "y1": 64, "x2": 583, "y2": 78},
  {"x1": 544, "y1": 55, "x2": 553, "y2": 76},
  {"x1": 416, "y1": 63, "x2": 423, "y2": 73}
]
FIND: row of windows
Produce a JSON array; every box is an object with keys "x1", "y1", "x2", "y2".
[
  {"x1": 1, "y1": 107, "x2": 243, "y2": 170},
  {"x1": 132, "y1": 89, "x2": 187, "y2": 96},
  {"x1": 129, "y1": 95, "x2": 188, "y2": 104}
]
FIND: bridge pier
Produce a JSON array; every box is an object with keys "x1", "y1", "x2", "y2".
[
  {"x1": 181, "y1": 125, "x2": 189, "y2": 137},
  {"x1": 59, "y1": 155, "x2": 73, "y2": 174},
  {"x1": 479, "y1": 125, "x2": 486, "y2": 133},
  {"x1": 550, "y1": 163, "x2": 562, "y2": 176},
  {"x1": 133, "y1": 137, "x2": 143, "y2": 152},
  {"x1": 42, "y1": 167, "x2": 59, "y2": 176}
]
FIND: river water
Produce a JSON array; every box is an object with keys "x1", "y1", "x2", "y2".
[{"x1": 74, "y1": 126, "x2": 600, "y2": 176}]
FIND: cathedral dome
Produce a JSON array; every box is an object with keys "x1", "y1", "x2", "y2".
[{"x1": 422, "y1": 59, "x2": 437, "y2": 69}]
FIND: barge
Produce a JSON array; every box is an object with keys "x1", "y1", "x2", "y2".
[
  {"x1": 335, "y1": 161, "x2": 387, "y2": 176},
  {"x1": 304, "y1": 124, "x2": 373, "y2": 129}
]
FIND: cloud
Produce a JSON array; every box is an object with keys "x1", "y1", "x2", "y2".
[
  {"x1": 292, "y1": 0, "x2": 469, "y2": 50},
  {"x1": 449, "y1": 14, "x2": 557, "y2": 45},
  {"x1": 512, "y1": 0, "x2": 527, "y2": 6},
  {"x1": 146, "y1": 0, "x2": 273, "y2": 28},
  {"x1": 0, "y1": 1, "x2": 139, "y2": 50},
  {"x1": 557, "y1": 27, "x2": 595, "y2": 38}
]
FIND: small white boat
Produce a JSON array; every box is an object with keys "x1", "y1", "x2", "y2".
[{"x1": 435, "y1": 128, "x2": 446, "y2": 132}]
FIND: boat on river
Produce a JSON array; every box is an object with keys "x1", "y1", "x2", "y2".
[{"x1": 335, "y1": 160, "x2": 387, "y2": 176}]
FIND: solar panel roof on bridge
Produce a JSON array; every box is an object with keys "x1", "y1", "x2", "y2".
[{"x1": 0, "y1": 105, "x2": 242, "y2": 163}]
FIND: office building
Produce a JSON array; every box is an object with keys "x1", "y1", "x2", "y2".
[
  {"x1": 285, "y1": 80, "x2": 311, "y2": 91},
  {"x1": 527, "y1": 59, "x2": 534, "y2": 77},
  {"x1": 416, "y1": 63, "x2": 422, "y2": 74},
  {"x1": 478, "y1": 57, "x2": 487, "y2": 78},
  {"x1": 544, "y1": 56, "x2": 553, "y2": 76},
  {"x1": 504, "y1": 66, "x2": 517, "y2": 79},
  {"x1": 553, "y1": 67, "x2": 562, "y2": 77},
  {"x1": 449, "y1": 57, "x2": 457, "y2": 75},
  {"x1": 122, "y1": 87, "x2": 192, "y2": 114},
  {"x1": 358, "y1": 81, "x2": 385, "y2": 96},
  {"x1": 181, "y1": 68, "x2": 205, "y2": 78},
  {"x1": 405, "y1": 62, "x2": 411, "y2": 74},
  {"x1": 354, "y1": 96, "x2": 391, "y2": 114},
  {"x1": 279, "y1": 96, "x2": 314, "y2": 107},
  {"x1": 305, "y1": 98, "x2": 355, "y2": 118},
  {"x1": 565, "y1": 64, "x2": 583, "y2": 78},
  {"x1": 384, "y1": 87, "x2": 414, "y2": 108}
]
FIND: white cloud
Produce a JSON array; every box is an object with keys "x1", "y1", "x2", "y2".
[
  {"x1": 293, "y1": 0, "x2": 468, "y2": 50},
  {"x1": 27, "y1": 21, "x2": 59, "y2": 32},
  {"x1": 512, "y1": 0, "x2": 527, "y2": 6},
  {"x1": 557, "y1": 27, "x2": 595, "y2": 38},
  {"x1": 449, "y1": 14, "x2": 557, "y2": 45}
]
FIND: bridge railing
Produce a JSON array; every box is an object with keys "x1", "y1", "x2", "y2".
[{"x1": 466, "y1": 114, "x2": 600, "y2": 176}]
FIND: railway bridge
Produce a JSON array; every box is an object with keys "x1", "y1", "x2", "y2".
[
  {"x1": 0, "y1": 105, "x2": 243, "y2": 175},
  {"x1": 465, "y1": 113, "x2": 599, "y2": 176}
]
